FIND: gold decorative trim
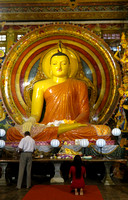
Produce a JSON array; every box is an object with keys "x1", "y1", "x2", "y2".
[
  {"x1": 0, "y1": 12, "x2": 127, "y2": 21},
  {"x1": 0, "y1": 0, "x2": 127, "y2": 3}
]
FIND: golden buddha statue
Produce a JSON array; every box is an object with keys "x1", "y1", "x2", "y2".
[{"x1": 7, "y1": 43, "x2": 111, "y2": 141}]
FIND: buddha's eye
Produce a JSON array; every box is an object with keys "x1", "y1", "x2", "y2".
[
  {"x1": 52, "y1": 62, "x2": 57, "y2": 65},
  {"x1": 62, "y1": 62, "x2": 66, "y2": 65}
]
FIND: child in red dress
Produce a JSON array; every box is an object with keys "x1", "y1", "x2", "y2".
[{"x1": 69, "y1": 155, "x2": 86, "y2": 195}]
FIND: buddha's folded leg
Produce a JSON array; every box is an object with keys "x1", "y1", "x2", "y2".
[
  {"x1": 33, "y1": 127, "x2": 58, "y2": 141},
  {"x1": 6, "y1": 127, "x2": 23, "y2": 141},
  {"x1": 58, "y1": 125, "x2": 111, "y2": 141},
  {"x1": 92, "y1": 124, "x2": 111, "y2": 138},
  {"x1": 6, "y1": 124, "x2": 111, "y2": 142},
  {"x1": 6, "y1": 126, "x2": 58, "y2": 141}
]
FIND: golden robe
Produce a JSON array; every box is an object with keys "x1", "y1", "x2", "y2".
[{"x1": 7, "y1": 79, "x2": 111, "y2": 141}]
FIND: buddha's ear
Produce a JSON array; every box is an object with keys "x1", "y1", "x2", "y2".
[{"x1": 68, "y1": 65, "x2": 71, "y2": 77}]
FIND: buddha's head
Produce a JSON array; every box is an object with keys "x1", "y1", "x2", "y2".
[
  {"x1": 50, "y1": 52, "x2": 70, "y2": 78},
  {"x1": 42, "y1": 42, "x2": 78, "y2": 79}
]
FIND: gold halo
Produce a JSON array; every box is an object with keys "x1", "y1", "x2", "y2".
[{"x1": 41, "y1": 43, "x2": 79, "y2": 78}]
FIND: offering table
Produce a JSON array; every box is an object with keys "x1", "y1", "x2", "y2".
[{"x1": 0, "y1": 158, "x2": 127, "y2": 186}]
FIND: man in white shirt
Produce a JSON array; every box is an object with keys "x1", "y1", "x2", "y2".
[{"x1": 16, "y1": 131, "x2": 36, "y2": 189}]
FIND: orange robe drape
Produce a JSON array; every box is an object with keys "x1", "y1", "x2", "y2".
[{"x1": 7, "y1": 79, "x2": 111, "y2": 141}]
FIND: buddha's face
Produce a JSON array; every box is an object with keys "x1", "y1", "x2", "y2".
[{"x1": 51, "y1": 55, "x2": 69, "y2": 77}]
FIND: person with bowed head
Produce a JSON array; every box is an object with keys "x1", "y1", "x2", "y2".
[{"x1": 69, "y1": 155, "x2": 86, "y2": 195}]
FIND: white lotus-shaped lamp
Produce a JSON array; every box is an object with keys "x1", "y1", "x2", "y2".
[
  {"x1": 0, "y1": 129, "x2": 6, "y2": 158},
  {"x1": 0, "y1": 140, "x2": 5, "y2": 148},
  {"x1": 96, "y1": 139, "x2": 106, "y2": 148},
  {"x1": 96, "y1": 139, "x2": 106, "y2": 157},
  {"x1": 80, "y1": 139, "x2": 89, "y2": 156},
  {"x1": 112, "y1": 128, "x2": 121, "y2": 145},
  {"x1": 80, "y1": 139, "x2": 89, "y2": 147},
  {"x1": 50, "y1": 139, "x2": 60, "y2": 156},
  {"x1": 50, "y1": 139, "x2": 60, "y2": 148},
  {"x1": 0, "y1": 139, "x2": 5, "y2": 158},
  {"x1": 0, "y1": 129, "x2": 6, "y2": 138}
]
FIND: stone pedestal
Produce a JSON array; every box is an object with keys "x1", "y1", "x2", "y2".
[
  {"x1": 0, "y1": 163, "x2": 7, "y2": 185},
  {"x1": 50, "y1": 162, "x2": 64, "y2": 183},
  {"x1": 102, "y1": 161, "x2": 115, "y2": 185}
]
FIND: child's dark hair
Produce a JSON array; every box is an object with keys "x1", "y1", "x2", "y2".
[{"x1": 73, "y1": 155, "x2": 83, "y2": 179}]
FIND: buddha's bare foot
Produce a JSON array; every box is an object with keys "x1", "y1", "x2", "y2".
[
  {"x1": 75, "y1": 188, "x2": 78, "y2": 195},
  {"x1": 80, "y1": 188, "x2": 83, "y2": 195}
]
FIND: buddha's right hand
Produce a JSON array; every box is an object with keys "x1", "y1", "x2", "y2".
[
  {"x1": 58, "y1": 122, "x2": 87, "y2": 135},
  {"x1": 22, "y1": 116, "x2": 36, "y2": 133}
]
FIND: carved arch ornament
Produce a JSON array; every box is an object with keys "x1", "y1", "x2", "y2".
[{"x1": 0, "y1": 23, "x2": 121, "y2": 125}]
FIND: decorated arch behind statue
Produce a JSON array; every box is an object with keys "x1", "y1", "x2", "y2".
[{"x1": 0, "y1": 23, "x2": 121, "y2": 128}]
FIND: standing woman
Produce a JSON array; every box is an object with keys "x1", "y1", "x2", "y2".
[{"x1": 69, "y1": 155, "x2": 86, "y2": 195}]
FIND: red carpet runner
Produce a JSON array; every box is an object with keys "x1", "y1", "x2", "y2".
[{"x1": 22, "y1": 185, "x2": 103, "y2": 200}]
